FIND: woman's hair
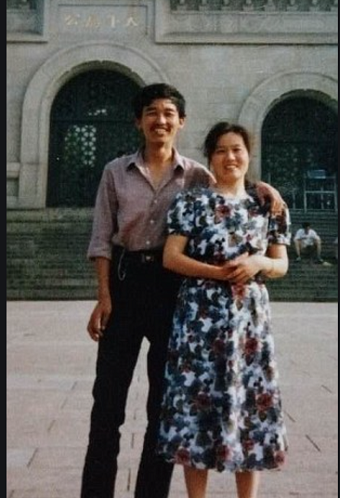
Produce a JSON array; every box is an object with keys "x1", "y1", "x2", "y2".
[
  {"x1": 132, "y1": 83, "x2": 186, "y2": 119},
  {"x1": 203, "y1": 121, "x2": 252, "y2": 163}
]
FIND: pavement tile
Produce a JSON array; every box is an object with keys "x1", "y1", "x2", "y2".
[{"x1": 7, "y1": 301, "x2": 338, "y2": 498}]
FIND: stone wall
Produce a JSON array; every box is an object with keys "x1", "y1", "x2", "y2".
[{"x1": 7, "y1": 0, "x2": 338, "y2": 209}]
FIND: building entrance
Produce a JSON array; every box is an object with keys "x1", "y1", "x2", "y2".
[
  {"x1": 262, "y1": 97, "x2": 337, "y2": 211},
  {"x1": 47, "y1": 69, "x2": 141, "y2": 207}
]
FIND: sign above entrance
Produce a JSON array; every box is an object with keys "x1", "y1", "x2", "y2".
[{"x1": 59, "y1": 5, "x2": 148, "y2": 35}]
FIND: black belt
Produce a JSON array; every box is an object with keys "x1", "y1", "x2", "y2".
[{"x1": 113, "y1": 246, "x2": 163, "y2": 265}]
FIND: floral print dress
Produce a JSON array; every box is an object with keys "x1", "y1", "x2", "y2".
[{"x1": 157, "y1": 187, "x2": 291, "y2": 473}]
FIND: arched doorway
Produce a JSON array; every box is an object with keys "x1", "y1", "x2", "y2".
[
  {"x1": 47, "y1": 69, "x2": 141, "y2": 207},
  {"x1": 262, "y1": 96, "x2": 337, "y2": 211}
]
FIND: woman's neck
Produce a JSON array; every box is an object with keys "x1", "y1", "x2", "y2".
[{"x1": 214, "y1": 181, "x2": 247, "y2": 198}]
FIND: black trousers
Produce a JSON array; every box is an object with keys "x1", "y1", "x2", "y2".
[{"x1": 80, "y1": 248, "x2": 181, "y2": 498}]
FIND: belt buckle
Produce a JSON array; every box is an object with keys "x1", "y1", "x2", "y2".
[{"x1": 141, "y1": 253, "x2": 154, "y2": 263}]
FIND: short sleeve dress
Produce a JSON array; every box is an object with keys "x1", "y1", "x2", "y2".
[{"x1": 157, "y1": 187, "x2": 291, "y2": 473}]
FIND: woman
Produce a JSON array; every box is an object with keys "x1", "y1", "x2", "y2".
[{"x1": 157, "y1": 122, "x2": 290, "y2": 498}]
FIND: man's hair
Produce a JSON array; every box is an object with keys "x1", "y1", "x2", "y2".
[
  {"x1": 132, "y1": 83, "x2": 186, "y2": 119},
  {"x1": 302, "y1": 222, "x2": 311, "y2": 229}
]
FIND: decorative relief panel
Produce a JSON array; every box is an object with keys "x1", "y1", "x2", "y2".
[
  {"x1": 156, "y1": 0, "x2": 337, "y2": 43},
  {"x1": 7, "y1": 0, "x2": 37, "y2": 9},
  {"x1": 171, "y1": 0, "x2": 337, "y2": 11},
  {"x1": 7, "y1": 0, "x2": 46, "y2": 40}
]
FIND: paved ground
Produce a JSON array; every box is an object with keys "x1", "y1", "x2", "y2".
[{"x1": 7, "y1": 301, "x2": 338, "y2": 498}]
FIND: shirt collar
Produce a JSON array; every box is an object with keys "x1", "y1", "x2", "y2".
[{"x1": 126, "y1": 149, "x2": 185, "y2": 171}]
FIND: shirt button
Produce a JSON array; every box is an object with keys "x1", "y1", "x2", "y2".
[
  {"x1": 146, "y1": 240, "x2": 151, "y2": 246},
  {"x1": 150, "y1": 219, "x2": 155, "y2": 225}
]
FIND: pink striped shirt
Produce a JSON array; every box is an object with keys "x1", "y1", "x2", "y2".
[{"x1": 87, "y1": 149, "x2": 214, "y2": 259}]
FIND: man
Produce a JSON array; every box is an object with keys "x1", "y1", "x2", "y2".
[
  {"x1": 80, "y1": 83, "x2": 283, "y2": 498},
  {"x1": 294, "y1": 221, "x2": 323, "y2": 263}
]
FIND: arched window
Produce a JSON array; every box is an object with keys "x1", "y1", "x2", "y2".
[
  {"x1": 47, "y1": 69, "x2": 141, "y2": 207},
  {"x1": 262, "y1": 97, "x2": 337, "y2": 210}
]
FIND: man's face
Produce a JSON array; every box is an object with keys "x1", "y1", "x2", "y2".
[{"x1": 136, "y1": 98, "x2": 185, "y2": 146}]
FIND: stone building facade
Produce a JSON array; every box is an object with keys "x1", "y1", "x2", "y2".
[
  {"x1": 6, "y1": 0, "x2": 338, "y2": 301},
  {"x1": 7, "y1": 0, "x2": 338, "y2": 212}
]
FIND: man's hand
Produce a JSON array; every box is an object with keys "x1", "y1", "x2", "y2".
[
  {"x1": 87, "y1": 298, "x2": 112, "y2": 342},
  {"x1": 256, "y1": 181, "x2": 284, "y2": 215}
]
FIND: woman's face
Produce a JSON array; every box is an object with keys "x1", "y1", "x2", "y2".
[{"x1": 210, "y1": 132, "x2": 250, "y2": 185}]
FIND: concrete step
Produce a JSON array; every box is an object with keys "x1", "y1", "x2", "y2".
[
  {"x1": 267, "y1": 260, "x2": 338, "y2": 302},
  {"x1": 7, "y1": 208, "x2": 338, "y2": 302}
]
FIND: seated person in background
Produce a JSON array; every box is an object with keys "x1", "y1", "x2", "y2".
[{"x1": 294, "y1": 222, "x2": 323, "y2": 263}]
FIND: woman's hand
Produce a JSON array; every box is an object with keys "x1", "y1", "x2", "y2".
[
  {"x1": 220, "y1": 246, "x2": 288, "y2": 283},
  {"x1": 219, "y1": 253, "x2": 262, "y2": 284},
  {"x1": 87, "y1": 297, "x2": 112, "y2": 342}
]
